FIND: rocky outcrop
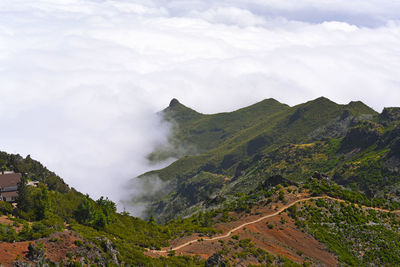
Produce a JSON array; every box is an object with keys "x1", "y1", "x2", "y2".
[
  {"x1": 12, "y1": 262, "x2": 31, "y2": 267},
  {"x1": 390, "y1": 137, "x2": 400, "y2": 157},
  {"x1": 307, "y1": 111, "x2": 357, "y2": 142},
  {"x1": 311, "y1": 172, "x2": 330, "y2": 181},
  {"x1": 340, "y1": 125, "x2": 380, "y2": 151},
  {"x1": 96, "y1": 237, "x2": 120, "y2": 265},
  {"x1": 379, "y1": 107, "x2": 400, "y2": 122},
  {"x1": 205, "y1": 253, "x2": 227, "y2": 267},
  {"x1": 26, "y1": 243, "x2": 45, "y2": 263},
  {"x1": 169, "y1": 98, "x2": 180, "y2": 108}
]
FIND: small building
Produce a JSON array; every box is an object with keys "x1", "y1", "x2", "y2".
[
  {"x1": 0, "y1": 171, "x2": 21, "y2": 202},
  {"x1": 27, "y1": 181, "x2": 39, "y2": 187}
]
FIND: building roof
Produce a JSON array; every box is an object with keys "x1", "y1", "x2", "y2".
[
  {"x1": 0, "y1": 173, "x2": 21, "y2": 188},
  {"x1": 1, "y1": 191, "x2": 18, "y2": 198}
]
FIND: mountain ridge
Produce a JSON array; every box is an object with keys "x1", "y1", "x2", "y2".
[
  {"x1": 1, "y1": 95, "x2": 399, "y2": 266},
  {"x1": 137, "y1": 96, "x2": 396, "y2": 224}
]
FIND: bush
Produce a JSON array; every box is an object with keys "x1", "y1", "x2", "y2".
[
  {"x1": 31, "y1": 221, "x2": 53, "y2": 238},
  {"x1": 168, "y1": 250, "x2": 175, "y2": 256},
  {"x1": 74, "y1": 239, "x2": 84, "y2": 247},
  {"x1": 0, "y1": 201, "x2": 13, "y2": 214},
  {"x1": 0, "y1": 224, "x2": 17, "y2": 242},
  {"x1": 27, "y1": 242, "x2": 45, "y2": 261}
]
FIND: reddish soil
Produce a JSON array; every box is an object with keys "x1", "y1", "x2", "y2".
[
  {"x1": 240, "y1": 214, "x2": 336, "y2": 265},
  {"x1": 0, "y1": 216, "x2": 24, "y2": 232},
  {"x1": 0, "y1": 240, "x2": 30, "y2": 265},
  {"x1": 147, "y1": 190, "x2": 338, "y2": 266},
  {"x1": 171, "y1": 211, "x2": 337, "y2": 266},
  {"x1": 0, "y1": 216, "x2": 13, "y2": 225},
  {"x1": 43, "y1": 231, "x2": 82, "y2": 263},
  {"x1": 0, "y1": 230, "x2": 83, "y2": 266}
]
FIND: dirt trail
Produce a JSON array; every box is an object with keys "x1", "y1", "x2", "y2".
[{"x1": 150, "y1": 195, "x2": 400, "y2": 253}]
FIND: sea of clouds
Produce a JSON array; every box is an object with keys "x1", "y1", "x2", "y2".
[{"x1": 0, "y1": 0, "x2": 399, "y2": 215}]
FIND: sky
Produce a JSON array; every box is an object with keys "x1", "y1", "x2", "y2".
[{"x1": 0, "y1": 0, "x2": 399, "y2": 213}]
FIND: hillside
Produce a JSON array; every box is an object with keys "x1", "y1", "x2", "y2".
[
  {"x1": 140, "y1": 97, "x2": 393, "y2": 222},
  {"x1": 146, "y1": 181, "x2": 400, "y2": 266},
  {"x1": 0, "y1": 152, "x2": 212, "y2": 266},
  {"x1": 1, "y1": 96, "x2": 400, "y2": 266},
  {"x1": 148, "y1": 98, "x2": 290, "y2": 161}
]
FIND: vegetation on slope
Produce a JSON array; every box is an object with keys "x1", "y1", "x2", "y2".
[
  {"x1": 1, "y1": 97, "x2": 399, "y2": 266},
  {"x1": 291, "y1": 198, "x2": 400, "y2": 265},
  {"x1": 0, "y1": 151, "x2": 212, "y2": 265},
  {"x1": 141, "y1": 97, "x2": 399, "y2": 222}
]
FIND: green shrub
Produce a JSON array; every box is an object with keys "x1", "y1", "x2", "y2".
[
  {"x1": 0, "y1": 201, "x2": 13, "y2": 214},
  {"x1": 0, "y1": 224, "x2": 17, "y2": 242},
  {"x1": 74, "y1": 239, "x2": 84, "y2": 247},
  {"x1": 31, "y1": 221, "x2": 53, "y2": 238}
]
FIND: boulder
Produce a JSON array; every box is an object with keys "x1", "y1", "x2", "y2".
[
  {"x1": 96, "y1": 237, "x2": 119, "y2": 265},
  {"x1": 205, "y1": 253, "x2": 227, "y2": 267}
]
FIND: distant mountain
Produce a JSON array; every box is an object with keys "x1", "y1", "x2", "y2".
[
  {"x1": 148, "y1": 98, "x2": 290, "y2": 162},
  {"x1": 137, "y1": 97, "x2": 400, "y2": 222}
]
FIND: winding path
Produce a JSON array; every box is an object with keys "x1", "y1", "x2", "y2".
[{"x1": 150, "y1": 195, "x2": 400, "y2": 253}]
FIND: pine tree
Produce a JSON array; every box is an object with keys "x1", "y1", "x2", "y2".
[
  {"x1": 32, "y1": 185, "x2": 51, "y2": 220},
  {"x1": 74, "y1": 197, "x2": 95, "y2": 224},
  {"x1": 16, "y1": 175, "x2": 31, "y2": 212}
]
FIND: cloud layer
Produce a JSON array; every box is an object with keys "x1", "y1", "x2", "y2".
[{"x1": 0, "y1": 0, "x2": 399, "y2": 212}]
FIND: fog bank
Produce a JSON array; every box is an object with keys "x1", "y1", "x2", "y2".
[{"x1": 0, "y1": 0, "x2": 399, "y2": 214}]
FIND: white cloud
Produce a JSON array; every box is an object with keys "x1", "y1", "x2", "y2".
[
  {"x1": 0, "y1": 0, "x2": 399, "y2": 214},
  {"x1": 190, "y1": 7, "x2": 267, "y2": 27}
]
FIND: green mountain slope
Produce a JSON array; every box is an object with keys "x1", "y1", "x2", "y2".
[
  {"x1": 149, "y1": 98, "x2": 290, "y2": 161},
  {"x1": 154, "y1": 97, "x2": 376, "y2": 180},
  {"x1": 1, "y1": 97, "x2": 399, "y2": 266},
  {"x1": 138, "y1": 97, "x2": 396, "y2": 222}
]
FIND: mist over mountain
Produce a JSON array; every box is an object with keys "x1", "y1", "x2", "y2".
[
  {"x1": 1, "y1": 0, "x2": 400, "y2": 209},
  {"x1": 122, "y1": 96, "x2": 395, "y2": 220},
  {"x1": 0, "y1": 0, "x2": 399, "y2": 265},
  {"x1": 1, "y1": 95, "x2": 400, "y2": 265}
]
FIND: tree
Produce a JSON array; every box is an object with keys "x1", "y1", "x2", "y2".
[
  {"x1": 74, "y1": 197, "x2": 95, "y2": 225},
  {"x1": 16, "y1": 175, "x2": 32, "y2": 212},
  {"x1": 32, "y1": 185, "x2": 52, "y2": 220},
  {"x1": 93, "y1": 212, "x2": 107, "y2": 230},
  {"x1": 96, "y1": 196, "x2": 116, "y2": 224},
  {"x1": 148, "y1": 215, "x2": 156, "y2": 225},
  {"x1": 75, "y1": 196, "x2": 116, "y2": 229}
]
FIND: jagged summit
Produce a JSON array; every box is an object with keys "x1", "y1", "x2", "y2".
[
  {"x1": 165, "y1": 98, "x2": 193, "y2": 112},
  {"x1": 169, "y1": 98, "x2": 180, "y2": 108}
]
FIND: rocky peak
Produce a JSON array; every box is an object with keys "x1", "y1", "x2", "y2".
[
  {"x1": 169, "y1": 98, "x2": 180, "y2": 108},
  {"x1": 380, "y1": 107, "x2": 400, "y2": 122}
]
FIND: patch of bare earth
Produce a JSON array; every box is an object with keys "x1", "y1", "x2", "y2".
[
  {"x1": 0, "y1": 230, "x2": 83, "y2": 266},
  {"x1": 147, "y1": 192, "x2": 338, "y2": 266},
  {"x1": 0, "y1": 215, "x2": 24, "y2": 232}
]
